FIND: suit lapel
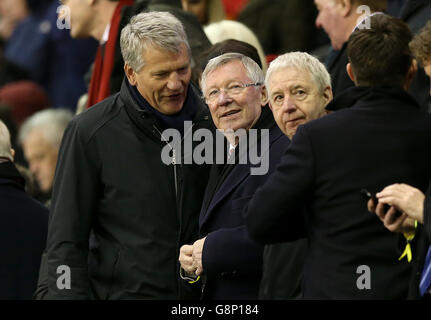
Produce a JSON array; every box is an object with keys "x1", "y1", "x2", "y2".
[{"x1": 200, "y1": 162, "x2": 251, "y2": 227}]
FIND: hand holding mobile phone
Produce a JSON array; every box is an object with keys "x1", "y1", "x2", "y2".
[{"x1": 361, "y1": 188, "x2": 401, "y2": 218}]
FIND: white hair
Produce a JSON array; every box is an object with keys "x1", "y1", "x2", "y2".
[
  {"x1": 265, "y1": 52, "x2": 331, "y2": 93},
  {"x1": 18, "y1": 109, "x2": 73, "y2": 149},
  {"x1": 0, "y1": 120, "x2": 12, "y2": 161},
  {"x1": 204, "y1": 20, "x2": 268, "y2": 73},
  {"x1": 200, "y1": 52, "x2": 264, "y2": 95},
  {"x1": 120, "y1": 11, "x2": 190, "y2": 72}
]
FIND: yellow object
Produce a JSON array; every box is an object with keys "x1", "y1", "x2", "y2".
[
  {"x1": 398, "y1": 220, "x2": 418, "y2": 263},
  {"x1": 188, "y1": 276, "x2": 200, "y2": 284}
]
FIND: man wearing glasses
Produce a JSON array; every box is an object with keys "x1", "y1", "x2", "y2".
[{"x1": 179, "y1": 52, "x2": 290, "y2": 299}]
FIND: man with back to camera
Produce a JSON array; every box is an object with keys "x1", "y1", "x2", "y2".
[
  {"x1": 246, "y1": 14, "x2": 431, "y2": 299},
  {"x1": 45, "y1": 11, "x2": 213, "y2": 299},
  {"x1": 368, "y1": 19, "x2": 431, "y2": 299}
]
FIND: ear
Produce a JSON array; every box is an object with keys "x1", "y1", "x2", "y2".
[
  {"x1": 260, "y1": 85, "x2": 268, "y2": 106},
  {"x1": 404, "y1": 59, "x2": 418, "y2": 90},
  {"x1": 124, "y1": 63, "x2": 137, "y2": 86},
  {"x1": 338, "y1": 0, "x2": 353, "y2": 17},
  {"x1": 346, "y1": 63, "x2": 356, "y2": 83},
  {"x1": 322, "y1": 86, "x2": 333, "y2": 106}
]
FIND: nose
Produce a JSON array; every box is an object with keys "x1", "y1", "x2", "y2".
[
  {"x1": 28, "y1": 161, "x2": 39, "y2": 179},
  {"x1": 166, "y1": 72, "x2": 182, "y2": 91},
  {"x1": 217, "y1": 90, "x2": 233, "y2": 106},
  {"x1": 315, "y1": 13, "x2": 322, "y2": 29},
  {"x1": 282, "y1": 96, "x2": 297, "y2": 113}
]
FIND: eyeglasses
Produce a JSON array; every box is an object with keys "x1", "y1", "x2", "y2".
[{"x1": 204, "y1": 82, "x2": 262, "y2": 104}]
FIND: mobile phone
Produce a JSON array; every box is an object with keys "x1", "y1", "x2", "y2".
[
  {"x1": 360, "y1": 188, "x2": 401, "y2": 218},
  {"x1": 360, "y1": 188, "x2": 378, "y2": 203}
]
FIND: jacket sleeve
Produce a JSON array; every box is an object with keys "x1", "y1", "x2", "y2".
[
  {"x1": 202, "y1": 226, "x2": 263, "y2": 278},
  {"x1": 245, "y1": 125, "x2": 313, "y2": 244},
  {"x1": 46, "y1": 119, "x2": 101, "y2": 299},
  {"x1": 424, "y1": 183, "x2": 431, "y2": 243}
]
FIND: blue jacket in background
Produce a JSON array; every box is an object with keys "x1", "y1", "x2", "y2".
[{"x1": 5, "y1": 1, "x2": 98, "y2": 110}]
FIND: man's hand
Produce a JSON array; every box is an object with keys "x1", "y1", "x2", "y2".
[
  {"x1": 179, "y1": 244, "x2": 196, "y2": 275},
  {"x1": 367, "y1": 183, "x2": 424, "y2": 234},
  {"x1": 374, "y1": 200, "x2": 413, "y2": 233},
  {"x1": 192, "y1": 237, "x2": 206, "y2": 276},
  {"x1": 376, "y1": 183, "x2": 424, "y2": 224}
]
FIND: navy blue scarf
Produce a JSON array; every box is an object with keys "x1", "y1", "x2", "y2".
[{"x1": 126, "y1": 80, "x2": 197, "y2": 135}]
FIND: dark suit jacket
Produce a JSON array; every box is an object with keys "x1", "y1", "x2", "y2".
[
  {"x1": 324, "y1": 43, "x2": 355, "y2": 100},
  {"x1": 199, "y1": 107, "x2": 290, "y2": 299},
  {"x1": 246, "y1": 86, "x2": 431, "y2": 299},
  {"x1": 0, "y1": 161, "x2": 48, "y2": 299}
]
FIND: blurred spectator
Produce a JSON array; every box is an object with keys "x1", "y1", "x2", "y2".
[
  {"x1": 0, "y1": 103, "x2": 23, "y2": 166},
  {"x1": 315, "y1": 0, "x2": 387, "y2": 100},
  {"x1": 0, "y1": 39, "x2": 29, "y2": 88},
  {"x1": 4, "y1": 0, "x2": 98, "y2": 110},
  {"x1": 192, "y1": 39, "x2": 263, "y2": 87},
  {"x1": 0, "y1": 80, "x2": 49, "y2": 128},
  {"x1": 18, "y1": 109, "x2": 73, "y2": 200},
  {"x1": 222, "y1": 0, "x2": 248, "y2": 20},
  {"x1": 0, "y1": 0, "x2": 29, "y2": 40},
  {"x1": 400, "y1": 0, "x2": 431, "y2": 33},
  {"x1": 387, "y1": 0, "x2": 406, "y2": 16},
  {"x1": 204, "y1": 20, "x2": 267, "y2": 72},
  {"x1": 399, "y1": 0, "x2": 431, "y2": 112},
  {"x1": 238, "y1": 0, "x2": 320, "y2": 57},
  {"x1": 181, "y1": 0, "x2": 225, "y2": 25},
  {"x1": 0, "y1": 119, "x2": 48, "y2": 299}
]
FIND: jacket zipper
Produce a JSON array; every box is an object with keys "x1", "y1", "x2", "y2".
[{"x1": 153, "y1": 122, "x2": 199, "y2": 297}]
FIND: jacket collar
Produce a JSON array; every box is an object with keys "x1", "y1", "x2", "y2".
[
  {"x1": 119, "y1": 78, "x2": 212, "y2": 141},
  {"x1": 199, "y1": 106, "x2": 285, "y2": 227},
  {"x1": 326, "y1": 86, "x2": 420, "y2": 112},
  {"x1": 0, "y1": 161, "x2": 25, "y2": 188},
  {"x1": 325, "y1": 42, "x2": 347, "y2": 72}
]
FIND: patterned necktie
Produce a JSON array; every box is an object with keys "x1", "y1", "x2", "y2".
[{"x1": 419, "y1": 246, "x2": 431, "y2": 296}]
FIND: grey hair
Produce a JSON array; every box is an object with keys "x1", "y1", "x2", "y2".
[
  {"x1": 265, "y1": 52, "x2": 331, "y2": 93},
  {"x1": 0, "y1": 120, "x2": 12, "y2": 160},
  {"x1": 120, "y1": 11, "x2": 191, "y2": 72},
  {"x1": 18, "y1": 109, "x2": 73, "y2": 149},
  {"x1": 200, "y1": 52, "x2": 264, "y2": 94}
]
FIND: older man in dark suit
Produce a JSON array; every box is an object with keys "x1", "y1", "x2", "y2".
[
  {"x1": 179, "y1": 52, "x2": 290, "y2": 299},
  {"x1": 246, "y1": 14, "x2": 431, "y2": 299},
  {"x1": 0, "y1": 119, "x2": 48, "y2": 299}
]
